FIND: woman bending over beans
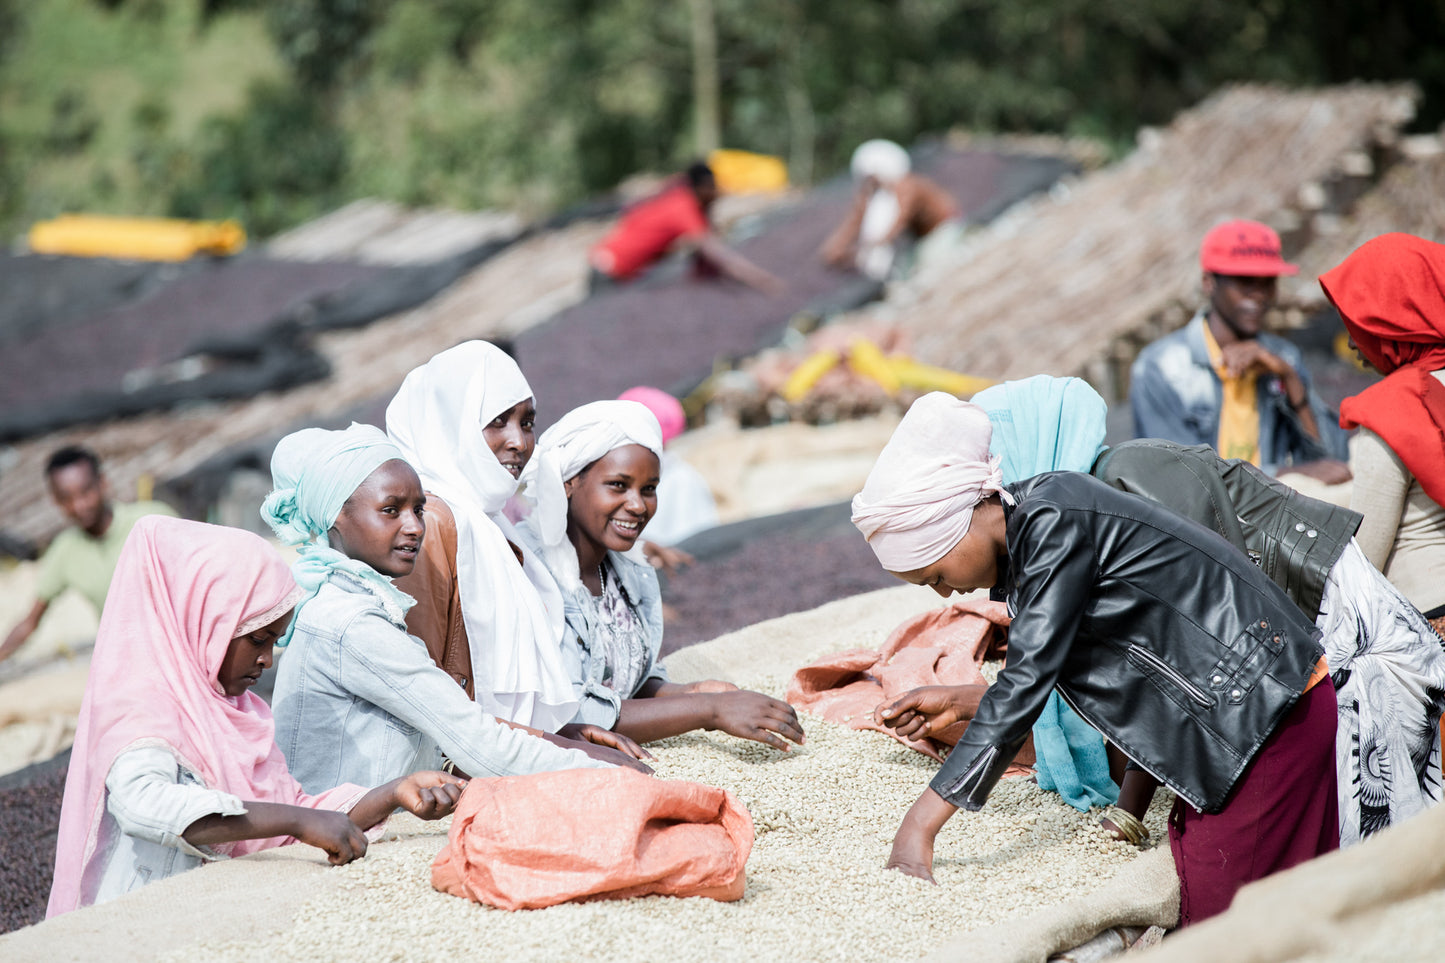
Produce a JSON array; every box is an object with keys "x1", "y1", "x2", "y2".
[
  {"x1": 852, "y1": 393, "x2": 1338, "y2": 927},
  {"x1": 48, "y1": 517, "x2": 464, "y2": 917},
  {"x1": 519, "y1": 400, "x2": 805, "y2": 750}
]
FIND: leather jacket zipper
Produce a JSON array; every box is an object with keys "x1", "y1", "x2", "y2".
[{"x1": 1127, "y1": 643, "x2": 1216, "y2": 708}]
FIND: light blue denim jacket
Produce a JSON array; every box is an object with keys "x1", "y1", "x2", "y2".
[
  {"x1": 561, "y1": 551, "x2": 669, "y2": 728},
  {"x1": 272, "y1": 571, "x2": 607, "y2": 794}
]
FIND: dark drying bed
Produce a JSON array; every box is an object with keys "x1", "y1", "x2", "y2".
[
  {"x1": 659, "y1": 500, "x2": 897, "y2": 654},
  {"x1": 516, "y1": 151, "x2": 1073, "y2": 428}
]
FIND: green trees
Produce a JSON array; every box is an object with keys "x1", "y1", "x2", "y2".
[{"x1": 2, "y1": 0, "x2": 1442, "y2": 240}]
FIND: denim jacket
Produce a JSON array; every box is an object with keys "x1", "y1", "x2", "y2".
[
  {"x1": 1129, "y1": 314, "x2": 1345, "y2": 474},
  {"x1": 272, "y1": 571, "x2": 606, "y2": 793},
  {"x1": 86, "y1": 746, "x2": 246, "y2": 907},
  {"x1": 561, "y1": 552, "x2": 669, "y2": 728}
]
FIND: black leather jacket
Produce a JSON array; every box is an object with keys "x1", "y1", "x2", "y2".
[
  {"x1": 1093, "y1": 441, "x2": 1361, "y2": 621},
  {"x1": 932, "y1": 472, "x2": 1323, "y2": 814}
]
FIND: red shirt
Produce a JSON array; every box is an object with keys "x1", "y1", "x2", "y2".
[{"x1": 591, "y1": 184, "x2": 710, "y2": 280}]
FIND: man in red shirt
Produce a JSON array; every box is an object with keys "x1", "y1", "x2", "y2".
[{"x1": 589, "y1": 163, "x2": 783, "y2": 295}]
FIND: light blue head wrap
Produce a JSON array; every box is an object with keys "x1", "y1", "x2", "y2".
[
  {"x1": 260, "y1": 423, "x2": 415, "y2": 643},
  {"x1": 969, "y1": 375, "x2": 1117, "y2": 812},
  {"x1": 971, "y1": 374, "x2": 1108, "y2": 483}
]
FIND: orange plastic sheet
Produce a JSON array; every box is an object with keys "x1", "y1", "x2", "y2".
[
  {"x1": 787, "y1": 599, "x2": 1030, "y2": 766},
  {"x1": 431, "y1": 768, "x2": 753, "y2": 910}
]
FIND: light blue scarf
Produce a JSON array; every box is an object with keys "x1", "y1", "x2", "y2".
[
  {"x1": 972, "y1": 375, "x2": 1117, "y2": 812},
  {"x1": 260, "y1": 423, "x2": 416, "y2": 645}
]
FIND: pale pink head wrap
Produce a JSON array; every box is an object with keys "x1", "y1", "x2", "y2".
[
  {"x1": 851, "y1": 393, "x2": 1013, "y2": 572},
  {"x1": 618, "y1": 386, "x2": 686, "y2": 444},
  {"x1": 47, "y1": 516, "x2": 363, "y2": 917}
]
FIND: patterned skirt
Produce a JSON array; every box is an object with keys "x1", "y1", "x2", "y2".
[{"x1": 1315, "y1": 540, "x2": 1445, "y2": 847}]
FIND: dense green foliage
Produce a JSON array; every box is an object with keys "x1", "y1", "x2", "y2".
[{"x1": 1, "y1": 0, "x2": 1441, "y2": 240}]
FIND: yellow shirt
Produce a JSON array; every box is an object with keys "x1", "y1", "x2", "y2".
[
  {"x1": 34, "y1": 501, "x2": 177, "y2": 612},
  {"x1": 1200, "y1": 318, "x2": 1261, "y2": 465}
]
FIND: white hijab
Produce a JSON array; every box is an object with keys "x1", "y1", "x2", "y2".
[
  {"x1": 385, "y1": 341, "x2": 577, "y2": 731},
  {"x1": 851, "y1": 392, "x2": 1013, "y2": 572},
  {"x1": 523, "y1": 400, "x2": 665, "y2": 593}
]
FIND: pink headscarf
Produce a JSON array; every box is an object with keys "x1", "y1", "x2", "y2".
[
  {"x1": 618, "y1": 386, "x2": 686, "y2": 444},
  {"x1": 851, "y1": 393, "x2": 1013, "y2": 572},
  {"x1": 49, "y1": 516, "x2": 362, "y2": 917}
]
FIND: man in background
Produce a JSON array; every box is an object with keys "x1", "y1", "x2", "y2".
[
  {"x1": 821, "y1": 139, "x2": 960, "y2": 280},
  {"x1": 0, "y1": 446, "x2": 175, "y2": 662},
  {"x1": 1129, "y1": 219, "x2": 1350, "y2": 482},
  {"x1": 589, "y1": 162, "x2": 784, "y2": 295}
]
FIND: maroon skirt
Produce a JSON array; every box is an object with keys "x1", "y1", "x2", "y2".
[{"x1": 1168, "y1": 680, "x2": 1339, "y2": 926}]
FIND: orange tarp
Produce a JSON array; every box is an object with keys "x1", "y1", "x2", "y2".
[
  {"x1": 788, "y1": 599, "x2": 1032, "y2": 768},
  {"x1": 432, "y1": 768, "x2": 753, "y2": 910}
]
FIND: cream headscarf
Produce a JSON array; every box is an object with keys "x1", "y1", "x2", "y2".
[
  {"x1": 851, "y1": 392, "x2": 1013, "y2": 572},
  {"x1": 523, "y1": 400, "x2": 664, "y2": 592},
  {"x1": 385, "y1": 341, "x2": 577, "y2": 732}
]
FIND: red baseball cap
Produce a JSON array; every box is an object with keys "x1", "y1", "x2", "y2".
[{"x1": 1200, "y1": 219, "x2": 1298, "y2": 276}]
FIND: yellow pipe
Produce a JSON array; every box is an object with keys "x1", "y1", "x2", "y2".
[
  {"x1": 780, "y1": 349, "x2": 841, "y2": 402},
  {"x1": 887, "y1": 357, "x2": 996, "y2": 398},
  {"x1": 29, "y1": 215, "x2": 247, "y2": 261},
  {"x1": 846, "y1": 339, "x2": 903, "y2": 395}
]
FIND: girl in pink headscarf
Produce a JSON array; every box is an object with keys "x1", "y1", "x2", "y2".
[{"x1": 48, "y1": 516, "x2": 465, "y2": 917}]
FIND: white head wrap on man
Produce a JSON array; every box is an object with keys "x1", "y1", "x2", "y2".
[
  {"x1": 385, "y1": 341, "x2": 578, "y2": 732},
  {"x1": 851, "y1": 139, "x2": 911, "y2": 185},
  {"x1": 851, "y1": 392, "x2": 1014, "y2": 572},
  {"x1": 522, "y1": 400, "x2": 664, "y2": 592},
  {"x1": 260, "y1": 423, "x2": 415, "y2": 640}
]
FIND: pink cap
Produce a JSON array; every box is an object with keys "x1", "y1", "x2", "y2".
[{"x1": 618, "y1": 386, "x2": 685, "y2": 443}]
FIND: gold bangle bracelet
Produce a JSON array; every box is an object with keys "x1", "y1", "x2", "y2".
[{"x1": 1102, "y1": 807, "x2": 1150, "y2": 846}]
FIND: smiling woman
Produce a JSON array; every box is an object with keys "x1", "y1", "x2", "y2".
[
  {"x1": 385, "y1": 341, "x2": 579, "y2": 731},
  {"x1": 520, "y1": 401, "x2": 805, "y2": 752},
  {"x1": 261, "y1": 422, "x2": 635, "y2": 799}
]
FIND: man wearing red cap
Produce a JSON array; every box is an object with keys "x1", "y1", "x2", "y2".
[{"x1": 1129, "y1": 220, "x2": 1350, "y2": 481}]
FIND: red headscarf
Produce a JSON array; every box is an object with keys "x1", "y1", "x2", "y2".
[{"x1": 1320, "y1": 233, "x2": 1445, "y2": 508}]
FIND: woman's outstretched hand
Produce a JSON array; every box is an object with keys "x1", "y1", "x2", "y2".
[
  {"x1": 875, "y1": 685, "x2": 984, "y2": 741},
  {"x1": 295, "y1": 809, "x2": 370, "y2": 865},
  {"x1": 545, "y1": 731, "x2": 655, "y2": 774},
  {"x1": 885, "y1": 789, "x2": 958, "y2": 884},
  {"x1": 707, "y1": 691, "x2": 806, "y2": 751},
  {"x1": 394, "y1": 771, "x2": 468, "y2": 820},
  {"x1": 559, "y1": 723, "x2": 655, "y2": 762}
]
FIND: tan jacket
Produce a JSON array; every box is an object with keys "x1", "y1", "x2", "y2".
[{"x1": 395, "y1": 495, "x2": 475, "y2": 698}]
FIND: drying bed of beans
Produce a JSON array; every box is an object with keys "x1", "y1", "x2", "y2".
[{"x1": 175, "y1": 669, "x2": 1164, "y2": 963}]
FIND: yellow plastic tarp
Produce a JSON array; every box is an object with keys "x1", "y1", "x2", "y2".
[
  {"x1": 28, "y1": 215, "x2": 247, "y2": 261},
  {"x1": 708, "y1": 149, "x2": 789, "y2": 194}
]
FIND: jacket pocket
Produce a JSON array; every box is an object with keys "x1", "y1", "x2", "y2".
[
  {"x1": 1127, "y1": 643, "x2": 1216, "y2": 709},
  {"x1": 1207, "y1": 617, "x2": 1285, "y2": 705},
  {"x1": 379, "y1": 715, "x2": 424, "y2": 778}
]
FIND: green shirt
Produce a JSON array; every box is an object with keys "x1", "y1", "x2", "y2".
[{"x1": 34, "y1": 501, "x2": 177, "y2": 612}]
